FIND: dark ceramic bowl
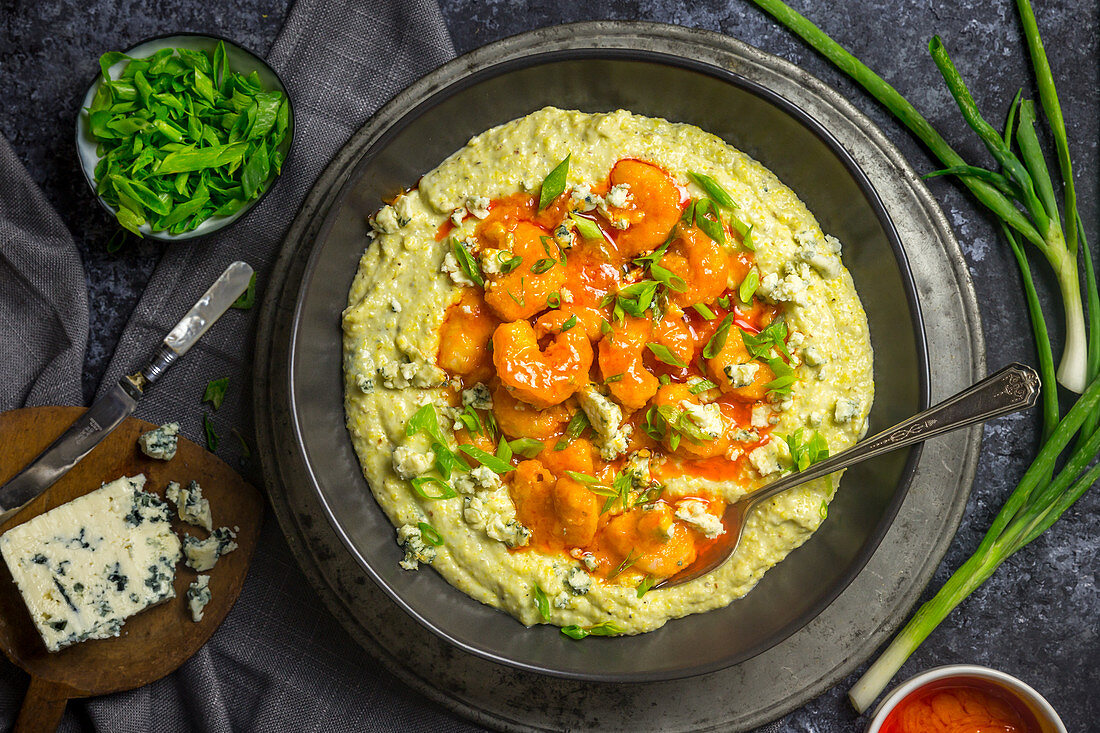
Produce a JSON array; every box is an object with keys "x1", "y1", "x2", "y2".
[
  {"x1": 76, "y1": 33, "x2": 294, "y2": 241},
  {"x1": 283, "y1": 49, "x2": 928, "y2": 681}
]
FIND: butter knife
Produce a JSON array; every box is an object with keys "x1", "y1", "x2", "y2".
[{"x1": 0, "y1": 261, "x2": 254, "y2": 512}]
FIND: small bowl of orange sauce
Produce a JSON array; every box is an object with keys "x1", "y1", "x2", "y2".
[{"x1": 866, "y1": 665, "x2": 1067, "y2": 733}]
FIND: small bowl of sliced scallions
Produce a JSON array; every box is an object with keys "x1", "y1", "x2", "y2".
[{"x1": 76, "y1": 33, "x2": 294, "y2": 241}]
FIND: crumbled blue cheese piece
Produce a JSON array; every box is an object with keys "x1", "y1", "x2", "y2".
[
  {"x1": 396, "y1": 524, "x2": 436, "y2": 570},
  {"x1": 450, "y1": 208, "x2": 466, "y2": 226},
  {"x1": 675, "y1": 499, "x2": 726, "y2": 539},
  {"x1": 186, "y1": 575, "x2": 211, "y2": 623},
  {"x1": 370, "y1": 205, "x2": 401, "y2": 234},
  {"x1": 605, "y1": 183, "x2": 631, "y2": 208},
  {"x1": 758, "y1": 271, "x2": 808, "y2": 306},
  {"x1": 624, "y1": 451, "x2": 652, "y2": 489},
  {"x1": 730, "y1": 428, "x2": 760, "y2": 444},
  {"x1": 802, "y1": 344, "x2": 826, "y2": 367},
  {"x1": 570, "y1": 184, "x2": 602, "y2": 212},
  {"x1": 466, "y1": 195, "x2": 491, "y2": 219},
  {"x1": 560, "y1": 286, "x2": 574, "y2": 304},
  {"x1": 182, "y1": 527, "x2": 238, "y2": 572},
  {"x1": 834, "y1": 397, "x2": 861, "y2": 423},
  {"x1": 137, "y1": 422, "x2": 179, "y2": 461},
  {"x1": 441, "y1": 251, "x2": 474, "y2": 287},
  {"x1": 0, "y1": 474, "x2": 180, "y2": 652},
  {"x1": 392, "y1": 445, "x2": 434, "y2": 479},
  {"x1": 553, "y1": 219, "x2": 576, "y2": 249},
  {"x1": 479, "y1": 248, "x2": 510, "y2": 275},
  {"x1": 453, "y1": 466, "x2": 502, "y2": 494},
  {"x1": 165, "y1": 480, "x2": 213, "y2": 532},
  {"x1": 577, "y1": 385, "x2": 632, "y2": 460},
  {"x1": 751, "y1": 404, "x2": 770, "y2": 428},
  {"x1": 565, "y1": 567, "x2": 592, "y2": 595},
  {"x1": 723, "y1": 362, "x2": 760, "y2": 389},
  {"x1": 748, "y1": 443, "x2": 781, "y2": 477},
  {"x1": 378, "y1": 358, "x2": 446, "y2": 390},
  {"x1": 462, "y1": 383, "x2": 493, "y2": 410},
  {"x1": 680, "y1": 401, "x2": 724, "y2": 439}
]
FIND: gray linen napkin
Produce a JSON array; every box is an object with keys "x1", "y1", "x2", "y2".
[{"x1": 0, "y1": 0, "x2": 488, "y2": 729}]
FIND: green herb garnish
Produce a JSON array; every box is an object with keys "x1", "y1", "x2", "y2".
[
  {"x1": 703, "y1": 314, "x2": 735, "y2": 359},
  {"x1": 410, "y1": 476, "x2": 458, "y2": 500},
  {"x1": 561, "y1": 315, "x2": 578, "y2": 332},
  {"x1": 740, "y1": 321, "x2": 791, "y2": 360},
  {"x1": 539, "y1": 154, "x2": 570, "y2": 210},
  {"x1": 569, "y1": 213, "x2": 605, "y2": 242},
  {"x1": 693, "y1": 198, "x2": 726, "y2": 244},
  {"x1": 533, "y1": 585, "x2": 551, "y2": 621},
  {"x1": 87, "y1": 42, "x2": 290, "y2": 236},
  {"x1": 202, "y1": 377, "x2": 229, "y2": 410},
  {"x1": 499, "y1": 255, "x2": 524, "y2": 274},
  {"x1": 646, "y1": 343, "x2": 686, "y2": 368},
  {"x1": 692, "y1": 303, "x2": 717, "y2": 320},
  {"x1": 554, "y1": 410, "x2": 591, "y2": 451},
  {"x1": 457, "y1": 445, "x2": 514, "y2": 473},
  {"x1": 202, "y1": 413, "x2": 218, "y2": 451},
  {"x1": 649, "y1": 263, "x2": 687, "y2": 293},
  {"x1": 560, "y1": 620, "x2": 624, "y2": 640},
  {"x1": 231, "y1": 272, "x2": 257, "y2": 309},
  {"x1": 739, "y1": 271, "x2": 760, "y2": 303},
  {"x1": 687, "y1": 171, "x2": 737, "y2": 209},
  {"x1": 531, "y1": 257, "x2": 555, "y2": 274},
  {"x1": 636, "y1": 575, "x2": 656, "y2": 598},
  {"x1": 609, "y1": 549, "x2": 638, "y2": 579},
  {"x1": 417, "y1": 522, "x2": 444, "y2": 546},
  {"x1": 450, "y1": 237, "x2": 484, "y2": 286},
  {"x1": 689, "y1": 379, "x2": 718, "y2": 395},
  {"x1": 784, "y1": 429, "x2": 830, "y2": 472},
  {"x1": 508, "y1": 438, "x2": 545, "y2": 458}
]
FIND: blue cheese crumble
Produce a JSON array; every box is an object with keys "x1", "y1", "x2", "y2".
[
  {"x1": 182, "y1": 527, "x2": 238, "y2": 572},
  {"x1": 186, "y1": 575, "x2": 211, "y2": 622},
  {"x1": 0, "y1": 474, "x2": 181, "y2": 652},
  {"x1": 137, "y1": 422, "x2": 179, "y2": 461},
  {"x1": 165, "y1": 480, "x2": 213, "y2": 532},
  {"x1": 396, "y1": 524, "x2": 436, "y2": 570},
  {"x1": 577, "y1": 385, "x2": 631, "y2": 460},
  {"x1": 674, "y1": 499, "x2": 726, "y2": 539}
]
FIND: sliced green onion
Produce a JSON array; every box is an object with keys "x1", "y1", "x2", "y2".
[
  {"x1": 539, "y1": 154, "x2": 570, "y2": 210},
  {"x1": 417, "y1": 522, "x2": 444, "y2": 546}
]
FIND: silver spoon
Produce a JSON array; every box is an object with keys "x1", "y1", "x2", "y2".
[{"x1": 656, "y1": 362, "x2": 1041, "y2": 589}]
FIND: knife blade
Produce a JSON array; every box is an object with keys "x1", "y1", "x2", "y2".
[{"x1": 0, "y1": 261, "x2": 254, "y2": 512}]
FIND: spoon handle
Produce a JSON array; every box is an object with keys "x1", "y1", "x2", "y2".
[{"x1": 743, "y1": 362, "x2": 1041, "y2": 507}]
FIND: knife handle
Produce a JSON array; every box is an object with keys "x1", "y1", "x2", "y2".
[{"x1": 137, "y1": 344, "x2": 179, "y2": 389}]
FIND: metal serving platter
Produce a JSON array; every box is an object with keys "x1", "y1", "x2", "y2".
[{"x1": 254, "y1": 22, "x2": 983, "y2": 730}]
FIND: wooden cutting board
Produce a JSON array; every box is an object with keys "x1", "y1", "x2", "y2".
[{"x1": 0, "y1": 406, "x2": 264, "y2": 732}]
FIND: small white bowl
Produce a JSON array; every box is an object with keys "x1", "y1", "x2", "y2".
[
  {"x1": 866, "y1": 664, "x2": 1067, "y2": 733},
  {"x1": 75, "y1": 33, "x2": 294, "y2": 241}
]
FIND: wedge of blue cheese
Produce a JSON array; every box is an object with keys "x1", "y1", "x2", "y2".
[
  {"x1": 186, "y1": 575, "x2": 211, "y2": 622},
  {"x1": 165, "y1": 481, "x2": 213, "y2": 532},
  {"x1": 0, "y1": 475, "x2": 181, "y2": 652},
  {"x1": 137, "y1": 423, "x2": 179, "y2": 461},
  {"x1": 182, "y1": 527, "x2": 238, "y2": 572}
]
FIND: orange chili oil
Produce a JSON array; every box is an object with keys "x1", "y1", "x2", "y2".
[
  {"x1": 438, "y1": 158, "x2": 789, "y2": 587},
  {"x1": 880, "y1": 677, "x2": 1043, "y2": 733}
]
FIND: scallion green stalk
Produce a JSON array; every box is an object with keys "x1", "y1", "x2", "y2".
[{"x1": 750, "y1": 0, "x2": 1100, "y2": 712}]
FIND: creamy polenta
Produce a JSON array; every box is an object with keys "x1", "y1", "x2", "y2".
[{"x1": 342, "y1": 107, "x2": 873, "y2": 635}]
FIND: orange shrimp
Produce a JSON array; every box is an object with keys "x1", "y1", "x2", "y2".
[
  {"x1": 607, "y1": 160, "x2": 683, "y2": 259},
  {"x1": 662, "y1": 225, "x2": 730, "y2": 308},
  {"x1": 491, "y1": 383, "x2": 571, "y2": 440},
  {"x1": 492, "y1": 320, "x2": 593, "y2": 408},
  {"x1": 705, "y1": 332, "x2": 774, "y2": 402},
  {"x1": 652, "y1": 383, "x2": 731, "y2": 458},
  {"x1": 652, "y1": 308, "x2": 696, "y2": 369},
  {"x1": 509, "y1": 459, "x2": 599, "y2": 549},
  {"x1": 552, "y1": 475, "x2": 600, "y2": 546},
  {"x1": 597, "y1": 316, "x2": 658, "y2": 409},
  {"x1": 537, "y1": 437, "x2": 595, "y2": 475},
  {"x1": 482, "y1": 220, "x2": 566, "y2": 321},
  {"x1": 437, "y1": 290, "x2": 499, "y2": 383},
  {"x1": 603, "y1": 502, "x2": 698, "y2": 578},
  {"x1": 535, "y1": 306, "x2": 605, "y2": 342}
]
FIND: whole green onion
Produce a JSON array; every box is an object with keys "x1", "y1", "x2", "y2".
[{"x1": 750, "y1": 0, "x2": 1099, "y2": 712}]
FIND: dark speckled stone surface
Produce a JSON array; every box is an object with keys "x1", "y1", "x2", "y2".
[{"x1": 1, "y1": 0, "x2": 1096, "y2": 730}]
